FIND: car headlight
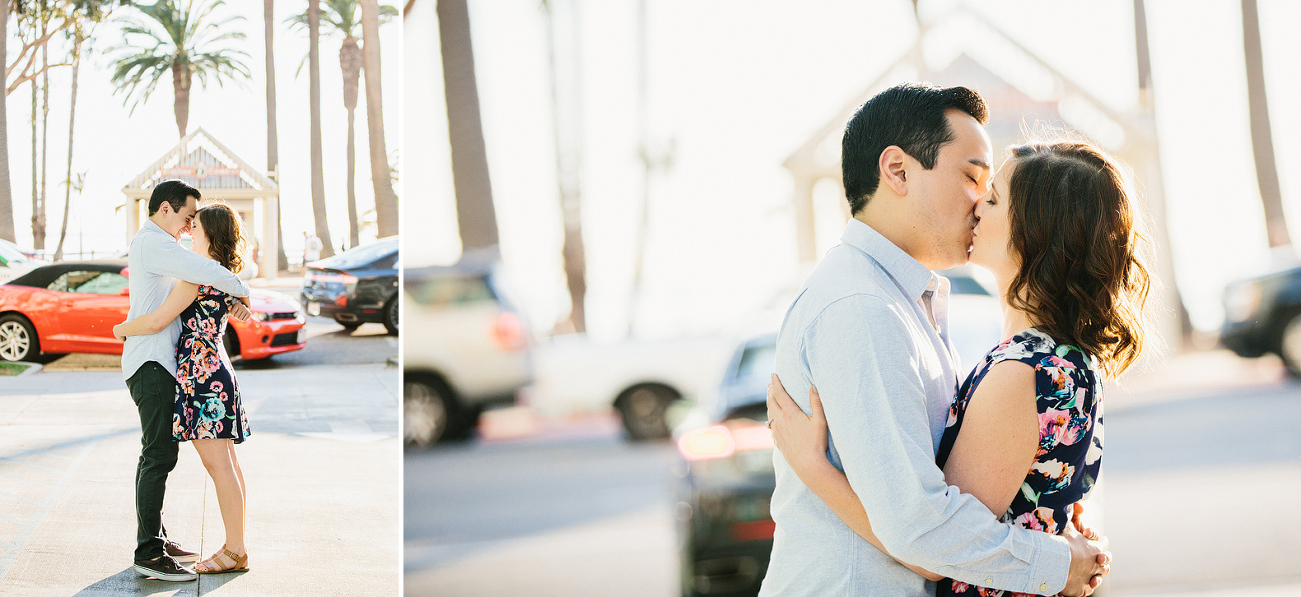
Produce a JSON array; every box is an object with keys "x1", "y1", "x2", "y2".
[
  {"x1": 1224, "y1": 282, "x2": 1262, "y2": 323},
  {"x1": 252, "y1": 311, "x2": 271, "y2": 322}
]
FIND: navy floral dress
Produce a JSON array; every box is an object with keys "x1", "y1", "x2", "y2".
[
  {"x1": 934, "y1": 328, "x2": 1102, "y2": 597},
  {"x1": 173, "y1": 285, "x2": 251, "y2": 443}
]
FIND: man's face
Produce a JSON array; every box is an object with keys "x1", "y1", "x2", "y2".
[
  {"x1": 161, "y1": 196, "x2": 198, "y2": 239},
  {"x1": 905, "y1": 110, "x2": 992, "y2": 270}
]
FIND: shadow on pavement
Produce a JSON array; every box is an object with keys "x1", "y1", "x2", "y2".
[{"x1": 74, "y1": 568, "x2": 190, "y2": 596}]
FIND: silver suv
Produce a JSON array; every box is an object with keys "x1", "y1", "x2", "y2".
[{"x1": 402, "y1": 250, "x2": 531, "y2": 446}]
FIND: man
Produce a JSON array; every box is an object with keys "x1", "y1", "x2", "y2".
[
  {"x1": 123, "y1": 180, "x2": 252, "y2": 582},
  {"x1": 759, "y1": 84, "x2": 1109, "y2": 596}
]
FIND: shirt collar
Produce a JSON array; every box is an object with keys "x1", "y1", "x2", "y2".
[
  {"x1": 840, "y1": 218, "x2": 938, "y2": 302},
  {"x1": 142, "y1": 218, "x2": 172, "y2": 239}
]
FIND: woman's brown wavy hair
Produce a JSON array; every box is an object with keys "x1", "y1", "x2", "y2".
[
  {"x1": 1005, "y1": 141, "x2": 1152, "y2": 378},
  {"x1": 196, "y1": 203, "x2": 247, "y2": 275}
]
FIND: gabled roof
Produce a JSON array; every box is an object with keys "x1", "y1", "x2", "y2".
[{"x1": 122, "y1": 128, "x2": 279, "y2": 199}]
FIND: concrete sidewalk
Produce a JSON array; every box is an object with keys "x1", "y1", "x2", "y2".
[{"x1": 0, "y1": 363, "x2": 400, "y2": 596}]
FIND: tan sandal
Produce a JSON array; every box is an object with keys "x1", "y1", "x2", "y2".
[{"x1": 194, "y1": 546, "x2": 248, "y2": 574}]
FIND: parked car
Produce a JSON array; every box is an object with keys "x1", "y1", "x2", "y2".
[
  {"x1": 403, "y1": 249, "x2": 531, "y2": 446},
  {"x1": 672, "y1": 333, "x2": 778, "y2": 597},
  {"x1": 0, "y1": 260, "x2": 306, "y2": 362},
  {"x1": 1222, "y1": 265, "x2": 1301, "y2": 375},
  {"x1": 300, "y1": 237, "x2": 399, "y2": 334},
  {"x1": 0, "y1": 238, "x2": 43, "y2": 284}
]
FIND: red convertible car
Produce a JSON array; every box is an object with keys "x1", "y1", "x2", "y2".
[{"x1": 0, "y1": 260, "x2": 306, "y2": 363}]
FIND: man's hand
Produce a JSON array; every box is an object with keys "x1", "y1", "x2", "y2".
[
  {"x1": 1061, "y1": 518, "x2": 1111, "y2": 597},
  {"x1": 112, "y1": 323, "x2": 127, "y2": 342},
  {"x1": 229, "y1": 301, "x2": 252, "y2": 322}
]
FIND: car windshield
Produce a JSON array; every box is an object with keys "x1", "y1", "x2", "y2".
[
  {"x1": 407, "y1": 274, "x2": 496, "y2": 307},
  {"x1": 0, "y1": 239, "x2": 29, "y2": 266},
  {"x1": 314, "y1": 239, "x2": 398, "y2": 270},
  {"x1": 735, "y1": 342, "x2": 776, "y2": 388}
]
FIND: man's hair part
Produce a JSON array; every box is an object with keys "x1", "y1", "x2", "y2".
[{"x1": 841, "y1": 83, "x2": 988, "y2": 215}]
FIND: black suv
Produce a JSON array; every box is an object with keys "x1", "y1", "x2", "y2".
[
  {"x1": 301, "y1": 237, "x2": 399, "y2": 334},
  {"x1": 1222, "y1": 265, "x2": 1301, "y2": 375}
]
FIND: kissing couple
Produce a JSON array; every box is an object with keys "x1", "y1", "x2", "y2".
[
  {"x1": 761, "y1": 83, "x2": 1150, "y2": 596},
  {"x1": 117, "y1": 180, "x2": 257, "y2": 581}
]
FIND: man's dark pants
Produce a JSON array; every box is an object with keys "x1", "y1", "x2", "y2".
[{"x1": 126, "y1": 361, "x2": 179, "y2": 563}]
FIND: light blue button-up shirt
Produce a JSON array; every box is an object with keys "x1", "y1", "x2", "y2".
[
  {"x1": 760, "y1": 219, "x2": 1070, "y2": 596},
  {"x1": 121, "y1": 219, "x2": 250, "y2": 381}
]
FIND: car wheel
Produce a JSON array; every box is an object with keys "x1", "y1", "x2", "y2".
[
  {"x1": 405, "y1": 375, "x2": 453, "y2": 447},
  {"x1": 617, "y1": 384, "x2": 678, "y2": 441},
  {"x1": 0, "y1": 315, "x2": 38, "y2": 362},
  {"x1": 1280, "y1": 312, "x2": 1301, "y2": 377},
  {"x1": 222, "y1": 328, "x2": 242, "y2": 363},
  {"x1": 383, "y1": 297, "x2": 399, "y2": 336}
]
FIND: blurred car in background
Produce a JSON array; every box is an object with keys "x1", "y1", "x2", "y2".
[
  {"x1": 301, "y1": 236, "x2": 399, "y2": 334},
  {"x1": 1222, "y1": 265, "x2": 1301, "y2": 375},
  {"x1": 938, "y1": 265, "x2": 1004, "y2": 374},
  {"x1": 0, "y1": 260, "x2": 305, "y2": 362},
  {"x1": 672, "y1": 333, "x2": 777, "y2": 597},
  {"x1": 403, "y1": 249, "x2": 531, "y2": 446},
  {"x1": 531, "y1": 335, "x2": 735, "y2": 441},
  {"x1": 0, "y1": 238, "x2": 43, "y2": 284}
]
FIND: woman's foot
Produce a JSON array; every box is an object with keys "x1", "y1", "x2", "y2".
[{"x1": 194, "y1": 546, "x2": 248, "y2": 574}]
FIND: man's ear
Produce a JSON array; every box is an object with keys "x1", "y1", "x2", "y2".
[{"x1": 878, "y1": 146, "x2": 909, "y2": 196}]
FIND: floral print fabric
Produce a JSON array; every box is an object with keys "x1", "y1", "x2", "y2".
[
  {"x1": 934, "y1": 328, "x2": 1102, "y2": 597},
  {"x1": 173, "y1": 285, "x2": 251, "y2": 443}
]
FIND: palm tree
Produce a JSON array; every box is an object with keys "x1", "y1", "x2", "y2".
[
  {"x1": 1241, "y1": 0, "x2": 1290, "y2": 253},
  {"x1": 1, "y1": 0, "x2": 14, "y2": 243},
  {"x1": 289, "y1": 0, "x2": 395, "y2": 249},
  {"x1": 437, "y1": 0, "x2": 498, "y2": 251},
  {"x1": 109, "y1": 0, "x2": 251, "y2": 139},
  {"x1": 306, "y1": 0, "x2": 333, "y2": 258},
  {"x1": 266, "y1": 0, "x2": 288, "y2": 271},
  {"x1": 360, "y1": 0, "x2": 397, "y2": 238},
  {"x1": 53, "y1": 25, "x2": 88, "y2": 261}
]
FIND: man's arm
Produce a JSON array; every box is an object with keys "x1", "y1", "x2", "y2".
[
  {"x1": 138, "y1": 234, "x2": 250, "y2": 297},
  {"x1": 804, "y1": 295, "x2": 1073, "y2": 594}
]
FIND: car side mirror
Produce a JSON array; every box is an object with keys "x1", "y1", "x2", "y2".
[{"x1": 119, "y1": 288, "x2": 130, "y2": 296}]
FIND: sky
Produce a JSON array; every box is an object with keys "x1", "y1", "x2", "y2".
[
  {"x1": 4, "y1": 0, "x2": 401, "y2": 264},
  {"x1": 411, "y1": 0, "x2": 1301, "y2": 342}
]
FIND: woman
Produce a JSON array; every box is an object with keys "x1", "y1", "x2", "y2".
[
  {"x1": 766, "y1": 140, "x2": 1150, "y2": 595},
  {"x1": 114, "y1": 202, "x2": 252, "y2": 575}
]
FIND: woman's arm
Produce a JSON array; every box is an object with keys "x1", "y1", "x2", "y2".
[
  {"x1": 938, "y1": 361, "x2": 1040, "y2": 516},
  {"x1": 113, "y1": 282, "x2": 200, "y2": 340},
  {"x1": 767, "y1": 375, "x2": 944, "y2": 582}
]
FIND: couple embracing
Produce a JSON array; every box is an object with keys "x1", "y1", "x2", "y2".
[
  {"x1": 761, "y1": 83, "x2": 1150, "y2": 596},
  {"x1": 117, "y1": 180, "x2": 256, "y2": 581}
]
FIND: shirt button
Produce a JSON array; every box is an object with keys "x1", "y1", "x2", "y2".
[
  {"x1": 1040, "y1": 583, "x2": 1049, "y2": 592},
  {"x1": 985, "y1": 578, "x2": 993, "y2": 584}
]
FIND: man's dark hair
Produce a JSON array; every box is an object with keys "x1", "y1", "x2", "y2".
[
  {"x1": 841, "y1": 83, "x2": 988, "y2": 215},
  {"x1": 147, "y1": 179, "x2": 201, "y2": 216}
]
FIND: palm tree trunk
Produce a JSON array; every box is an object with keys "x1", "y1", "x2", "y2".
[
  {"x1": 436, "y1": 0, "x2": 496, "y2": 249},
  {"x1": 1242, "y1": 0, "x2": 1290, "y2": 250},
  {"x1": 54, "y1": 37, "x2": 82, "y2": 262},
  {"x1": 0, "y1": 0, "x2": 14, "y2": 243},
  {"x1": 267, "y1": 0, "x2": 288, "y2": 271},
  {"x1": 360, "y1": 0, "x2": 397, "y2": 239},
  {"x1": 36, "y1": 32, "x2": 48, "y2": 251},
  {"x1": 30, "y1": 79, "x2": 37, "y2": 249},
  {"x1": 341, "y1": 37, "x2": 362, "y2": 248},
  {"x1": 309, "y1": 0, "x2": 334, "y2": 257},
  {"x1": 172, "y1": 61, "x2": 191, "y2": 138},
  {"x1": 543, "y1": 0, "x2": 586, "y2": 333}
]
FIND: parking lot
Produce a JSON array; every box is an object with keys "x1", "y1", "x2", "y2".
[{"x1": 403, "y1": 353, "x2": 1301, "y2": 597}]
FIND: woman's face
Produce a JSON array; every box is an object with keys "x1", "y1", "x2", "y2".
[
  {"x1": 190, "y1": 214, "x2": 210, "y2": 258},
  {"x1": 970, "y1": 159, "x2": 1019, "y2": 279}
]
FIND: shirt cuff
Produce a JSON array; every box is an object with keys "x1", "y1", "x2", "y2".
[{"x1": 1026, "y1": 532, "x2": 1072, "y2": 595}]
